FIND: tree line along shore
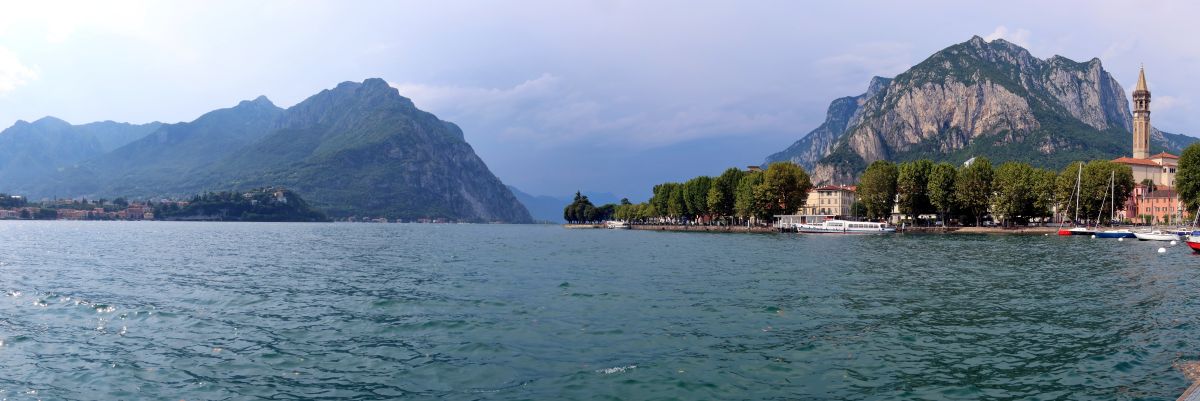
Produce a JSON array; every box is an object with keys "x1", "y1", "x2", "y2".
[{"x1": 566, "y1": 143, "x2": 1200, "y2": 228}]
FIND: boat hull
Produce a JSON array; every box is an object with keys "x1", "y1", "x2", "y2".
[
  {"x1": 1095, "y1": 230, "x2": 1136, "y2": 239},
  {"x1": 1057, "y1": 227, "x2": 1094, "y2": 236},
  {"x1": 1188, "y1": 240, "x2": 1200, "y2": 253},
  {"x1": 1134, "y1": 232, "x2": 1180, "y2": 241}
]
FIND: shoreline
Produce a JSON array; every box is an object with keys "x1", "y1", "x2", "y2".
[{"x1": 565, "y1": 224, "x2": 1063, "y2": 235}]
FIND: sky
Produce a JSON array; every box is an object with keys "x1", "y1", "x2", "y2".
[{"x1": 1, "y1": 0, "x2": 1198, "y2": 201}]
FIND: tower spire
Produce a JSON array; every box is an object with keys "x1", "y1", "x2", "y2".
[
  {"x1": 1135, "y1": 65, "x2": 1149, "y2": 93},
  {"x1": 1132, "y1": 66, "x2": 1151, "y2": 159}
]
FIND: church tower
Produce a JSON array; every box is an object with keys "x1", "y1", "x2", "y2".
[{"x1": 1132, "y1": 67, "x2": 1151, "y2": 159}]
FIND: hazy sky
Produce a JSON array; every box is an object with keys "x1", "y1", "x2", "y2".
[{"x1": 1, "y1": 0, "x2": 1197, "y2": 200}]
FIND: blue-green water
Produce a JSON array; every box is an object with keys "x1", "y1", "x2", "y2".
[{"x1": 2, "y1": 222, "x2": 1200, "y2": 400}]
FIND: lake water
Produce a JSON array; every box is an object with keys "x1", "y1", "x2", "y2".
[{"x1": 2, "y1": 222, "x2": 1199, "y2": 400}]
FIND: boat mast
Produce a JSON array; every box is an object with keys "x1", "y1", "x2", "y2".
[
  {"x1": 1080, "y1": 162, "x2": 1089, "y2": 225},
  {"x1": 1096, "y1": 171, "x2": 1109, "y2": 227},
  {"x1": 1110, "y1": 171, "x2": 1115, "y2": 226}
]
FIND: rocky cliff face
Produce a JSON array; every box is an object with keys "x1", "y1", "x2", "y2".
[
  {"x1": 766, "y1": 36, "x2": 1192, "y2": 184},
  {"x1": 765, "y1": 76, "x2": 889, "y2": 169}
]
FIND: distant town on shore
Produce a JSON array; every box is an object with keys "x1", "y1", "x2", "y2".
[{"x1": 0, "y1": 187, "x2": 332, "y2": 223}]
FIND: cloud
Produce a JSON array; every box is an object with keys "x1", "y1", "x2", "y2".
[
  {"x1": 1154, "y1": 95, "x2": 1184, "y2": 112},
  {"x1": 0, "y1": 47, "x2": 38, "y2": 94},
  {"x1": 813, "y1": 41, "x2": 915, "y2": 94},
  {"x1": 392, "y1": 75, "x2": 800, "y2": 150},
  {"x1": 984, "y1": 25, "x2": 1032, "y2": 48}
]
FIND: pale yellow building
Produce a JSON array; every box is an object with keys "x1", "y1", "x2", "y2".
[{"x1": 800, "y1": 185, "x2": 856, "y2": 217}]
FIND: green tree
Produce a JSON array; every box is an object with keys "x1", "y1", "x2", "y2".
[
  {"x1": 992, "y1": 162, "x2": 1036, "y2": 226},
  {"x1": 955, "y1": 157, "x2": 994, "y2": 226},
  {"x1": 1177, "y1": 143, "x2": 1200, "y2": 212},
  {"x1": 707, "y1": 167, "x2": 744, "y2": 220},
  {"x1": 896, "y1": 159, "x2": 934, "y2": 223},
  {"x1": 754, "y1": 162, "x2": 813, "y2": 217},
  {"x1": 734, "y1": 170, "x2": 765, "y2": 223},
  {"x1": 668, "y1": 184, "x2": 687, "y2": 221},
  {"x1": 1077, "y1": 160, "x2": 1135, "y2": 223},
  {"x1": 927, "y1": 162, "x2": 957, "y2": 224},
  {"x1": 650, "y1": 183, "x2": 678, "y2": 220},
  {"x1": 1031, "y1": 168, "x2": 1059, "y2": 220},
  {"x1": 563, "y1": 191, "x2": 597, "y2": 224},
  {"x1": 683, "y1": 176, "x2": 713, "y2": 220},
  {"x1": 858, "y1": 160, "x2": 898, "y2": 221}
]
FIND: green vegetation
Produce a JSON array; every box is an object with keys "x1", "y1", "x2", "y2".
[
  {"x1": 896, "y1": 159, "x2": 933, "y2": 221},
  {"x1": 1176, "y1": 143, "x2": 1200, "y2": 211},
  {"x1": 757, "y1": 162, "x2": 813, "y2": 218},
  {"x1": 1054, "y1": 161, "x2": 1134, "y2": 223},
  {"x1": 927, "y1": 162, "x2": 957, "y2": 224},
  {"x1": 0, "y1": 193, "x2": 26, "y2": 208},
  {"x1": 858, "y1": 161, "x2": 897, "y2": 220},
  {"x1": 563, "y1": 192, "x2": 617, "y2": 224},
  {"x1": 955, "y1": 158, "x2": 994, "y2": 226},
  {"x1": 155, "y1": 188, "x2": 329, "y2": 222},
  {"x1": 595, "y1": 162, "x2": 813, "y2": 226}
]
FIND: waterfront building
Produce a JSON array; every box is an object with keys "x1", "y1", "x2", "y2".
[
  {"x1": 1111, "y1": 67, "x2": 1182, "y2": 222},
  {"x1": 799, "y1": 185, "x2": 856, "y2": 217}
]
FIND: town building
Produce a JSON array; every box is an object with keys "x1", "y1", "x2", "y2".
[
  {"x1": 799, "y1": 185, "x2": 856, "y2": 217},
  {"x1": 1111, "y1": 67, "x2": 1183, "y2": 223}
]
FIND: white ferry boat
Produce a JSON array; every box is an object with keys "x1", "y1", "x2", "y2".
[
  {"x1": 605, "y1": 220, "x2": 630, "y2": 229},
  {"x1": 794, "y1": 219, "x2": 895, "y2": 234}
]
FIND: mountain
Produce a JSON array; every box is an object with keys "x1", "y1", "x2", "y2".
[
  {"x1": 205, "y1": 79, "x2": 531, "y2": 222},
  {"x1": 508, "y1": 186, "x2": 567, "y2": 223},
  {"x1": 765, "y1": 36, "x2": 1200, "y2": 184},
  {"x1": 0, "y1": 117, "x2": 160, "y2": 191},
  {"x1": 3, "y1": 79, "x2": 532, "y2": 223}
]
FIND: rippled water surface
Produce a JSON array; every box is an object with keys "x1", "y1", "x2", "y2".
[{"x1": 3, "y1": 222, "x2": 1200, "y2": 400}]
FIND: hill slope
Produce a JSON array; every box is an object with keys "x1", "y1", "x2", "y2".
[
  {"x1": 2, "y1": 79, "x2": 531, "y2": 223},
  {"x1": 0, "y1": 117, "x2": 161, "y2": 194}
]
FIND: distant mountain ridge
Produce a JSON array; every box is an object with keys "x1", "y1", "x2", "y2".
[
  {"x1": 765, "y1": 36, "x2": 1199, "y2": 183},
  {"x1": 0, "y1": 79, "x2": 532, "y2": 223},
  {"x1": 508, "y1": 186, "x2": 622, "y2": 223},
  {"x1": 0, "y1": 117, "x2": 161, "y2": 188}
]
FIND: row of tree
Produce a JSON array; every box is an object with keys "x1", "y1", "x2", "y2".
[
  {"x1": 566, "y1": 162, "x2": 812, "y2": 225},
  {"x1": 570, "y1": 154, "x2": 1153, "y2": 227},
  {"x1": 856, "y1": 157, "x2": 1135, "y2": 226}
]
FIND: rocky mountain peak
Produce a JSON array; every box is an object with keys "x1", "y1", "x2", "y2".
[
  {"x1": 765, "y1": 35, "x2": 1186, "y2": 185},
  {"x1": 31, "y1": 116, "x2": 72, "y2": 129},
  {"x1": 865, "y1": 76, "x2": 891, "y2": 98}
]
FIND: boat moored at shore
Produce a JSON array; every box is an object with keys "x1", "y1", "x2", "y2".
[
  {"x1": 1095, "y1": 229, "x2": 1136, "y2": 239},
  {"x1": 1134, "y1": 230, "x2": 1180, "y2": 241},
  {"x1": 1057, "y1": 227, "x2": 1095, "y2": 236},
  {"x1": 794, "y1": 220, "x2": 895, "y2": 234}
]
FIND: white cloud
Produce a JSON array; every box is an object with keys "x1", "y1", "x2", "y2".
[
  {"x1": 1154, "y1": 95, "x2": 1184, "y2": 112},
  {"x1": 813, "y1": 41, "x2": 915, "y2": 94},
  {"x1": 391, "y1": 74, "x2": 799, "y2": 150},
  {"x1": 0, "y1": 47, "x2": 38, "y2": 94},
  {"x1": 984, "y1": 25, "x2": 1032, "y2": 48}
]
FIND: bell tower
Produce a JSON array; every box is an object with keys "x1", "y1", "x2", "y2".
[{"x1": 1132, "y1": 66, "x2": 1151, "y2": 159}]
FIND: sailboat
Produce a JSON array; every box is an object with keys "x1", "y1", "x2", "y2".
[
  {"x1": 1184, "y1": 204, "x2": 1200, "y2": 252},
  {"x1": 1096, "y1": 171, "x2": 1135, "y2": 238},
  {"x1": 1134, "y1": 183, "x2": 1183, "y2": 241},
  {"x1": 1057, "y1": 162, "x2": 1094, "y2": 236}
]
